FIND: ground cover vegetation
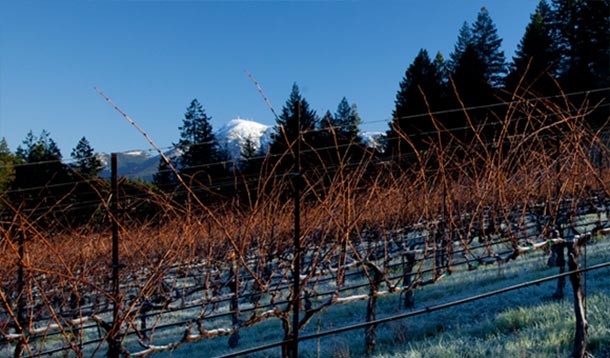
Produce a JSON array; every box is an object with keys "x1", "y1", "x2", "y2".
[{"x1": 1, "y1": 1, "x2": 609, "y2": 357}]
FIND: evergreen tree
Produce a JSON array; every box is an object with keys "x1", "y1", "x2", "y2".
[
  {"x1": 319, "y1": 110, "x2": 334, "y2": 132},
  {"x1": 335, "y1": 98, "x2": 362, "y2": 144},
  {"x1": 388, "y1": 49, "x2": 445, "y2": 156},
  {"x1": 449, "y1": 8, "x2": 506, "y2": 93},
  {"x1": 0, "y1": 138, "x2": 17, "y2": 193},
  {"x1": 236, "y1": 136, "x2": 262, "y2": 179},
  {"x1": 434, "y1": 52, "x2": 448, "y2": 86},
  {"x1": 449, "y1": 21, "x2": 487, "y2": 107},
  {"x1": 551, "y1": 0, "x2": 609, "y2": 91},
  {"x1": 240, "y1": 136, "x2": 259, "y2": 164},
  {"x1": 449, "y1": 22, "x2": 473, "y2": 72},
  {"x1": 232, "y1": 135, "x2": 266, "y2": 206},
  {"x1": 71, "y1": 137, "x2": 102, "y2": 176},
  {"x1": 505, "y1": 0, "x2": 560, "y2": 95},
  {"x1": 175, "y1": 99, "x2": 226, "y2": 184},
  {"x1": 315, "y1": 98, "x2": 368, "y2": 175},
  {"x1": 268, "y1": 83, "x2": 318, "y2": 171},
  {"x1": 317, "y1": 110, "x2": 337, "y2": 155},
  {"x1": 550, "y1": 0, "x2": 609, "y2": 127},
  {"x1": 578, "y1": 0, "x2": 610, "y2": 91},
  {"x1": 67, "y1": 137, "x2": 105, "y2": 225},
  {"x1": 153, "y1": 156, "x2": 177, "y2": 192},
  {"x1": 320, "y1": 98, "x2": 362, "y2": 145},
  {"x1": 270, "y1": 84, "x2": 317, "y2": 153},
  {"x1": 16, "y1": 130, "x2": 62, "y2": 163},
  {"x1": 11, "y1": 131, "x2": 72, "y2": 218},
  {"x1": 449, "y1": 42, "x2": 494, "y2": 141},
  {"x1": 447, "y1": 8, "x2": 506, "y2": 140},
  {"x1": 471, "y1": 7, "x2": 507, "y2": 87}
]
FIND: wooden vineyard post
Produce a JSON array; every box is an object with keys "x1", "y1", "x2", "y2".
[
  {"x1": 403, "y1": 252, "x2": 416, "y2": 309},
  {"x1": 107, "y1": 153, "x2": 123, "y2": 358},
  {"x1": 433, "y1": 223, "x2": 447, "y2": 278},
  {"x1": 228, "y1": 256, "x2": 240, "y2": 349},
  {"x1": 14, "y1": 227, "x2": 26, "y2": 358},
  {"x1": 139, "y1": 301, "x2": 152, "y2": 343},
  {"x1": 288, "y1": 103, "x2": 302, "y2": 358},
  {"x1": 548, "y1": 236, "x2": 566, "y2": 299}
]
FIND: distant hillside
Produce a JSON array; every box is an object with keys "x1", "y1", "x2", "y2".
[{"x1": 98, "y1": 150, "x2": 157, "y2": 181}]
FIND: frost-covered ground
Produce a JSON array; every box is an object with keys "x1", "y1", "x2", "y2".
[{"x1": 159, "y1": 238, "x2": 610, "y2": 358}]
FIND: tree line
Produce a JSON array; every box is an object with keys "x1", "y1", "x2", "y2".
[
  {"x1": 387, "y1": 1, "x2": 608, "y2": 159},
  {"x1": 0, "y1": 1, "x2": 608, "y2": 226}
]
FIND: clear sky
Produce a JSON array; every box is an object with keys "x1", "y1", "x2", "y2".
[{"x1": 0, "y1": 0, "x2": 537, "y2": 155}]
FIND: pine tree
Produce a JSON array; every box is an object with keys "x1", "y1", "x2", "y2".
[
  {"x1": 71, "y1": 137, "x2": 102, "y2": 176},
  {"x1": 268, "y1": 83, "x2": 318, "y2": 172},
  {"x1": 471, "y1": 7, "x2": 507, "y2": 87},
  {"x1": 175, "y1": 99, "x2": 225, "y2": 184},
  {"x1": 320, "y1": 98, "x2": 362, "y2": 145},
  {"x1": 16, "y1": 130, "x2": 62, "y2": 163},
  {"x1": 449, "y1": 8, "x2": 506, "y2": 92},
  {"x1": 551, "y1": 0, "x2": 609, "y2": 91},
  {"x1": 269, "y1": 84, "x2": 317, "y2": 154},
  {"x1": 334, "y1": 98, "x2": 362, "y2": 144},
  {"x1": 579, "y1": 0, "x2": 610, "y2": 91},
  {"x1": 449, "y1": 21, "x2": 489, "y2": 108},
  {"x1": 11, "y1": 131, "x2": 72, "y2": 216},
  {"x1": 447, "y1": 8, "x2": 506, "y2": 140},
  {"x1": 505, "y1": 0, "x2": 560, "y2": 95},
  {"x1": 236, "y1": 136, "x2": 262, "y2": 176},
  {"x1": 0, "y1": 138, "x2": 17, "y2": 193},
  {"x1": 550, "y1": 0, "x2": 609, "y2": 127},
  {"x1": 449, "y1": 22, "x2": 473, "y2": 72},
  {"x1": 434, "y1": 52, "x2": 448, "y2": 85},
  {"x1": 320, "y1": 110, "x2": 334, "y2": 132},
  {"x1": 67, "y1": 137, "x2": 105, "y2": 225},
  {"x1": 315, "y1": 99, "x2": 368, "y2": 174},
  {"x1": 318, "y1": 110, "x2": 337, "y2": 154},
  {"x1": 153, "y1": 157, "x2": 177, "y2": 192},
  {"x1": 387, "y1": 49, "x2": 445, "y2": 156},
  {"x1": 240, "y1": 136, "x2": 259, "y2": 163},
  {"x1": 448, "y1": 42, "x2": 494, "y2": 141}
]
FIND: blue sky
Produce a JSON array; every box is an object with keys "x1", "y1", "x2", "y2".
[{"x1": 1, "y1": 0, "x2": 537, "y2": 155}]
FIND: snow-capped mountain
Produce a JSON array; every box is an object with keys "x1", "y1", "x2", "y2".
[
  {"x1": 215, "y1": 118, "x2": 272, "y2": 162},
  {"x1": 98, "y1": 119, "x2": 384, "y2": 181},
  {"x1": 97, "y1": 119, "x2": 273, "y2": 180},
  {"x1": 359, "y1": 132, "x2": 386, "y2": 152}
]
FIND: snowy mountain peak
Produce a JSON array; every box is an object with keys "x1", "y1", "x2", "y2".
[
  {"x1": 215, "y1": 118, "x2": 272, "y2": 161},
  {"x1": 359, "y1": 132, "x2": 385, "y2": 152},
  {"x1": 97, "y1": 118, "x2": 384, "y2": 181},
  {"x1": 124, "y1": 150, "x2": 148, "y2": 156}
]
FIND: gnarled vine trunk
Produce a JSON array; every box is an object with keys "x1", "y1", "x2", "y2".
[{"x1": 567, "y1": 244, "x2": 587, "y2": 358}]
